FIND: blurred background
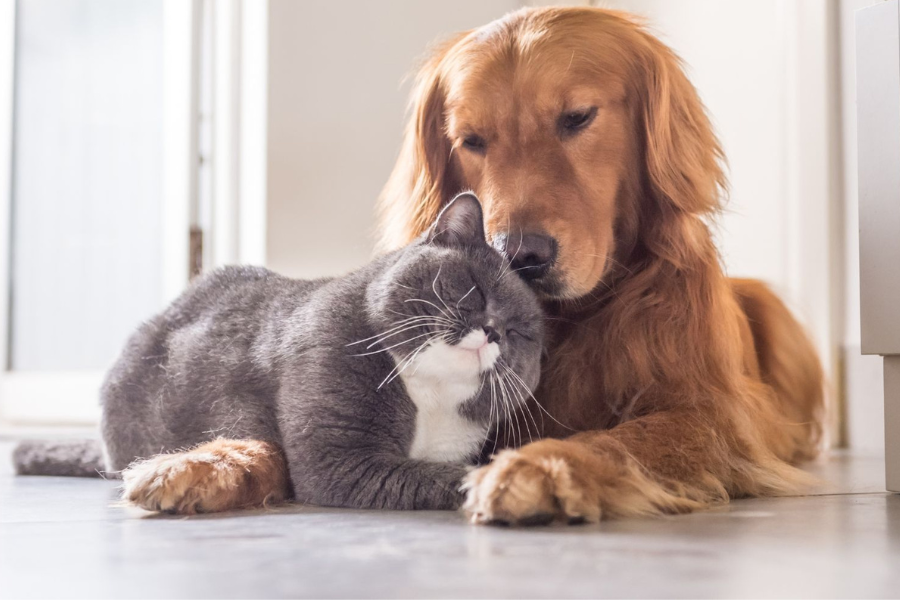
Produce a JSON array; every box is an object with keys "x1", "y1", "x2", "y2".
[{"x1": 0, "y1": 0, "x2": 883, "y2": 453}]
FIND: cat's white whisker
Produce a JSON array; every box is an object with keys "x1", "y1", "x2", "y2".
[
  {"x1": 392, "y1": 341, "x2": 431, "y2": 381},
  {"x1": 519, "y1": 390, "x2": 541, "y2": 441},
  {"x1": 346, "y1": 315, "x2": 447, "y2": 346},
  {"x1": 478, "y1": 371, "x2": 495, "y2": 457},
  {"x1": 497, "y1": 227, "x2": 525, "y2": 281},
  {"x1": 377, "y1": 336, "x2": 434, "y2": 391},
  {"x1": 403, "y1": 298, "x2": 457, "y2": 323},
  {"x1": 431, "y1": 264, "x2": 455, "y2": 318},
  {"x1": 490, "y1": 371, "x2": 502, "y2": 454},
  {"x1": 382, "y1": 307, "x2": 456, "y2": 327},
  {"x1": 489, "y1": 372, "x2": 506, "y2": 452},
  {"x1": 352, "y1": 330, "x2": 441, "y2": 357},
  {"x1": 501, "y1": 362, "x2": 540, "y2": 441},
  {"x1": 378, "y1": 329, "x2": 451, "y2": 390},
  {"x1": 495, "y1": 370, "x2": 516, "y2": 448},
  {"x1": 356, "y1": 322, "x2": 437, "y2": 349},
  {"x1": 362, "y1": 320, "x2": 450, "y2": 350},
  {"x1": 495, "y1": 369, "x2": 516, "y2": 446},
  {"x1": 455, "y1": 285, "x2": 477, "y2": 317},
  {"x1": 502, "y1": 359, "x2": 576, "y2": 432},
  {"x1": 383, "y1": 339, "x2": 430, "y2": 386},
  {"x1": 503, "y1": 370, "x2": 529, "y2": 446}
]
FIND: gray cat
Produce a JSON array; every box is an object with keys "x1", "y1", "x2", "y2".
[{"x1": 15, "y1": 193, "x2": 544, "y2": 512}]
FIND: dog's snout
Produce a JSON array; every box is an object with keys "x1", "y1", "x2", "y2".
[{"x1": 493, "y1": 231, "x2": 558, "y2": 281}]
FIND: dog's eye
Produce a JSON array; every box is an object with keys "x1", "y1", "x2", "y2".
[
  {"x1": 559, "y1": 107, "x2": 597, "y2": 137},
  {"x1": 461, "y1": 134, "x2": 486, "y2": 153}
]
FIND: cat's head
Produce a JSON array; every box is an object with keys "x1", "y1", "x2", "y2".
[{"x1": 365, "y1": 192, "x2": 544, "y2": 427}]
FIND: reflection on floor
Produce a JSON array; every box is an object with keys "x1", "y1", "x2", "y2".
[{"x1": 0, "y1": 440, "x2": 896, "y2": 599}]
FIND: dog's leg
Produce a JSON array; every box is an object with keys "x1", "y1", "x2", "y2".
[
  {"x1": 463, "y1": 405, "x2": 813, "y2": 526},
  {"x1": 122, "y1": 439, "x2": 291, "y2": 514}
]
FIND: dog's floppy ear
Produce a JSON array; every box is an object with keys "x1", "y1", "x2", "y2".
[
  {"x1": 377, "y1": 35, "x2": 466, "y2": 251},
  {"x1": 639, "y1": 34, "x2": 726, "y2": 216}
]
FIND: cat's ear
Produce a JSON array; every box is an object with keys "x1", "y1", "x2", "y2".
[{"x1": 429, "y1": 192, "x2": 486, "y2": 247}]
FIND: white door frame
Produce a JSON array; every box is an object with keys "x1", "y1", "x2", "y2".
[
  {"x1": 0, "y1": 0, "x2": 16, "y2": 419},
  {"x1": 205, "y1": 0, "x2": 268, "y2": 270}
]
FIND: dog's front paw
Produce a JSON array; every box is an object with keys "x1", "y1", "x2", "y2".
[
  {"x1": 122, "y1": 450, "x2": 237, "y2": 514},
  {"x1": 121, "y1": 439, "x2": 287, "y2": 515},
  {"x1": 462, "y1": 445, "x2": 601, "y2": 526}
]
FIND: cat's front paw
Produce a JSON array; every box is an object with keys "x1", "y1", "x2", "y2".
[{"x1": 121, "y1": 439, "x2": 288, "y2": 515}]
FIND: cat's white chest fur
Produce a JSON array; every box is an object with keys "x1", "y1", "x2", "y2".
[{"x1": 399, "y1": 330, "x2": 498, "y2": 463}]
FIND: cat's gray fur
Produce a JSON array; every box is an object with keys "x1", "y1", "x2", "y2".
[{"x1": 14, "y1": 194, "x2": 543, "y2": 511}]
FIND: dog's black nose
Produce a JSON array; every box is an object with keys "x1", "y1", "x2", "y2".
[{"x1": 493, "y1": 232, "x2": 558, "y2": 281}]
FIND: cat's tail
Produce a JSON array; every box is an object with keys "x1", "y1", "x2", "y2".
[{"x1": 12, "y1": 439, "x2": 106, "y2": 478}]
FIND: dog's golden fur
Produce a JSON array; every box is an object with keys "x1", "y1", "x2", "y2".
[
  {"x1": 380, "y1": 7, "x2": 825, "y2": 524},
  {"x1": 122, "y1": 439, "x2": 290, "y2": 515}
]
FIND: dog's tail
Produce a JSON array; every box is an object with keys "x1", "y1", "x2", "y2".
[
  {"x1": 12, "y1": 439, "x2": 106, "y2": 477},
  {"x1": 730, "y1": 278, "x2": 826, "y2": 462}
]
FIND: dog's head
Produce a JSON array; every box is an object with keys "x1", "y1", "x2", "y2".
[{"x1": 379, "y1": 7, "x2": 725, "y2": 300}]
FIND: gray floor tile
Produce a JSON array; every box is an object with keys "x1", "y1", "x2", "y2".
[{"x1": 1, "y1": 441, "x2": 897, "y2": 599}]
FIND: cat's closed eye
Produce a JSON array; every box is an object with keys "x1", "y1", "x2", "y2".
[{"x1": 507, "y1": 328, "x2": 535, "y2": 342}]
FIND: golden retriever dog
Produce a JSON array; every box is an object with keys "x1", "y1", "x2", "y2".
[
  {"x1": 377, "y1": 6, "x2": 825, "y2": 524},
  {"x1": 113, "y1": 6, "x2": 823, "y2": 524}
]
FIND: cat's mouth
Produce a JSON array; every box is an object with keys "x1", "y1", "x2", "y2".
[{"x1": 455, "y1": 329, "x2": 500, "y2": 372}]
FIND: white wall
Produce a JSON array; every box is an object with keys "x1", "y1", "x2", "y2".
[{"x1": 265, "y1": 0, "x2": 520, "y2": 280}]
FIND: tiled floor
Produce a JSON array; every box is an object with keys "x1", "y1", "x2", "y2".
[{"x1": 0, "y1": 440, "x2": 897, "y2": 599}]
